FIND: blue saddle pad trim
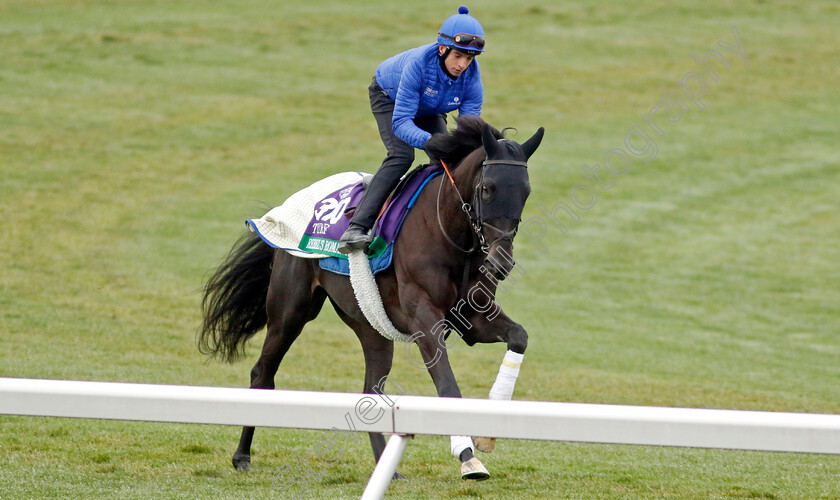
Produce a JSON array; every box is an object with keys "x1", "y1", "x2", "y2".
[{"x1": 319, "y1": 244, "x2": 394, "y2": 276}]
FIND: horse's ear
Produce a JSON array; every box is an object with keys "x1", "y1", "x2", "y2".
[
  {"x1": 481, "y1": 124, "x2": 499, "y2": 158},
  {"x1": 521, "y1": 127, "x2": 545, "y2": 159}
]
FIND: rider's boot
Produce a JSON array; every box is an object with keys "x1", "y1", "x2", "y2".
[
  {"x1": 337, "y1": 222, "x2": 372, "y2": 254},
  {"x1": 337, "y1": 169, "x2": 402, "y2": 254}
]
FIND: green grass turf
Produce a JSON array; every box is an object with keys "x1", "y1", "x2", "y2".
[{"x1": 1, "y1": 0, "x2": 839, "y2": 498}]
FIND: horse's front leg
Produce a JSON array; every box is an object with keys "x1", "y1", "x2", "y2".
[
  {"x1": 458, "y1": 307, "x2": 527, "y2": 400},
  {"x1": 448, "y1": 288, "x2": 529, "y2": 453},
  {"x1": 407, "y1": 296, "x2": 490, "y2": 480}
]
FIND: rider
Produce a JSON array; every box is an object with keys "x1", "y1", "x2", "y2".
[{"x1": 338, "y1": 6, "x2": 485, "y2": 254}]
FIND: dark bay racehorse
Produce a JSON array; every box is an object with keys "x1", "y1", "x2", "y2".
[{"x1": 199, "y1": 116, "x2": 544, "y2": 478}]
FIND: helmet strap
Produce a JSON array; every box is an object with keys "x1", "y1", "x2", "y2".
[{"x1": 438, "y1": 47, "x2": 458, "y2": 80}]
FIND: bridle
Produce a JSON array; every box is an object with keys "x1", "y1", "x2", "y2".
[{"x1": 436, "y1": 158, "x2": 528, "y2": 255}]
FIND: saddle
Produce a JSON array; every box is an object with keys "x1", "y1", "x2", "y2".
[
  {"x1": 319, "y1": 164, "x2": 443, "y2": 275},
  {"x1": 346, "y1": 165, "x2": 430, "y2": 224}
]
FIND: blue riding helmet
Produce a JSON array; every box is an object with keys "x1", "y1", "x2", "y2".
[{"x1": 437, "y1": 6, "x2": 485, "y2": 56}]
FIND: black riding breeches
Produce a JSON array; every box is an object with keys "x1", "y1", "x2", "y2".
[{"x1": 350, "y1": 77, "x2": 447, "y2": 229}]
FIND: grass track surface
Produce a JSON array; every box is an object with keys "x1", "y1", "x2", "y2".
[{"x1": 1, "y1": 1, "x2": 839, "y2": 498}]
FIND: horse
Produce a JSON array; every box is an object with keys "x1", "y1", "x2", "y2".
[{"x1": 198, "y1": 116, "x2": 544, "y2": 481}]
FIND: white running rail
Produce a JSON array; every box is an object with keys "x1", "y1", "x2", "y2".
[{"x1": 2, "y1": 377, "x2": 839, "y2": 499}]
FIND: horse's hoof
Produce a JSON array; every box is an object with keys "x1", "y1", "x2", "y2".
[
  {"x1": 232, "y1": 454, "x2": 251, "y2": 472},
  {"x1": 473, "y1": 436, "x2": 496, "y2": 453},
  {"x1": 460, "y1": 457, "x2": 490, "y2": 481},
  {"x1": 393, "y1": 471, "x2": 407, "y2": 481}
]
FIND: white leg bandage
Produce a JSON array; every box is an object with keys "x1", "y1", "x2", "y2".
[
  {"x1": 450, "y1": 435, "x2": 474, "y2": 459},
  {"x1": 488, "y1": 350, "x2": 524, "y2": 401}
]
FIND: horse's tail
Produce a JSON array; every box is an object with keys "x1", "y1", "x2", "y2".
[{"x1": 198, "y1": 231, "x2": 274, "y2": 363}]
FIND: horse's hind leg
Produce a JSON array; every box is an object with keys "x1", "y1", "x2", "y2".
[
  {"x1": 330, "y1": 305, "x2": 404, "y2": 478},
  {"x1": 359, "y1": 329, "x2": 397, "y2": 468},
  {"x1": 232, "y1": 256, "x2": 327, "y2": 471}
]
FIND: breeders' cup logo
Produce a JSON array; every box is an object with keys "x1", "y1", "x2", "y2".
[{"x1": 314, "y1": 197, "x2": 350, "y2": 225}]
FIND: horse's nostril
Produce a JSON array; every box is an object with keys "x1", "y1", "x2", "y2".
[
  {"x1": 483, "y1": 260, "x2": 497, "y2": 276},
  {"x1": 483, "y1": 259, "x2": 510, "y2": 281}
]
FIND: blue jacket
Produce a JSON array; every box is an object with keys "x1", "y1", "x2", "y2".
[{"x1": 375, "y1": 43, "x2": 483, "y2": 149}]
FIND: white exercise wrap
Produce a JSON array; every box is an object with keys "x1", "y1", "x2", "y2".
[
  {"x1": 347, "y1": 250, "x2": 412, "y2": 342},
  {"x1": 488, "y1": 350, "x2": 524, "y2": 401},
  {"x1": 450, "y1": 435, "x2": 474, "y2": 459}
]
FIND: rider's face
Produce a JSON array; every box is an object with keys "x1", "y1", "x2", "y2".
[{"x1": 439, "y1": 47, "x2": 475, "y2": 77}]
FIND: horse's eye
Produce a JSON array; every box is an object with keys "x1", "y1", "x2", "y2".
[{"x1": 480, "y1": 184, "x2": 494, "y2": 201}]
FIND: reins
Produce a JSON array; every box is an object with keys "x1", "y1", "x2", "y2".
[
  {"x1": 436, "y1": 159, "x2": 481, "y2": 254},
  {"x1": 433, "y1": 148, "x2": 531, "y2": 305},
  {"x1": 436, "y1": 158, "x2": 529, "y2": 255}
]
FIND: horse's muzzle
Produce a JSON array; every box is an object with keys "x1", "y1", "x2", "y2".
[
  {"x1": 484, "y1": 242, "x2": 515, "y2": 281},
  {"x1": 484, "y1": 258, "x2": 509, "y2": 281}
]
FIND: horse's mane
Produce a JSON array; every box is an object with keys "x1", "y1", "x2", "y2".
[{"x1": 425, "y1": 115, "x2": 503, "y2": 167}]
